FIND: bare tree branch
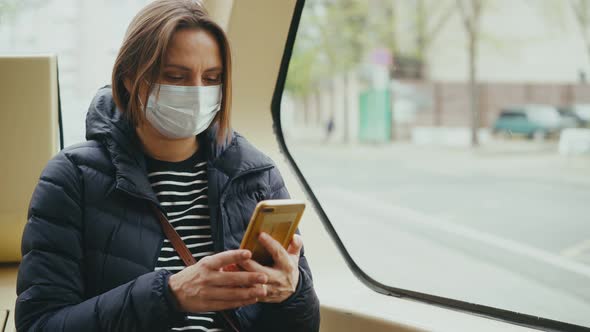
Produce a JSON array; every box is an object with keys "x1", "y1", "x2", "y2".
[
  {"x1": 427, "y1": 2, "x2": 456, "y2": 44},
  {"x1": 569, "y1": 0, "x2": 585, "y2": 27},
  {"x1": 456, "y1": 0, "x2": 473, "y2": 32},
  {"x1": 569, "y1": 0, "x2": 590, "y2": 47},
  {"x1": 474, "y1": 0, "x2": 483, "y2": 18}
]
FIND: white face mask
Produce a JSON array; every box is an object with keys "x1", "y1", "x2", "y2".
[{"x1": 145, "y1": 83, "x2": 222, "y2": 139}]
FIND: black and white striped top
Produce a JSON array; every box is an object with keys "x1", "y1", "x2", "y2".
[{"x1": 146, "y1": 150, "x2": 224, "y2": 332}]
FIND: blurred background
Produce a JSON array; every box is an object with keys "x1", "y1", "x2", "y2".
[
  {"x1": 281, "y1": 0, "x2": 590, "y2": 146},
  {"x1": 280, "y1": 0, "x2": 590, "y2": 328}
]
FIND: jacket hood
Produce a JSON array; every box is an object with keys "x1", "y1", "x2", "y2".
[
  {"x1": 86, "y1": 86, "x2": 140, "y2": 159},
  {"x1": 84, "y1": 86, "x2": 274, "y2": 201}
]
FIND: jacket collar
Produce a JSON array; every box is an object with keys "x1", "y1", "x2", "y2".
[{"x1": 85, "y1": 86, "x2": 274, "y2": 203}]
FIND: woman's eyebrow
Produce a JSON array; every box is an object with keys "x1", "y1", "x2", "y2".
[
  {"x1": 204, "y1": 66, "x2": 223, "y2": 73},
  {"x1": 164, "y1": 63, "x2": 191, "y2": 71}
]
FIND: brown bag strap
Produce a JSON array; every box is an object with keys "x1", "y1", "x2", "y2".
[
  {"x1": 152, "y1": 205, "x2": 197, "y2": 266},
  {"x1": 151, "y1": 205, "x2": 240, "y2": 332}
]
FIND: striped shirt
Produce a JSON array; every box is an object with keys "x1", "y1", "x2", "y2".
[{"x1": 146, "y1": 150, "x2": 224, "y2": 332}]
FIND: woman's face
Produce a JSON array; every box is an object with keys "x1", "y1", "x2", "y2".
[
  {"x1": 134, "y1": 28, "x2": 224, "y2": 140},
  {"x1": 159, "y1": 28, "x2": 223, "y2": 87}
]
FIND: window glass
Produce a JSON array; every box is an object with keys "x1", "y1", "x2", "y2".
[
  {"x1": 0, "y1": 0, "x2": 152, "y2": 146},
  {"x1": 281, "y1": 0, "x2": 590, "y2": 327}
]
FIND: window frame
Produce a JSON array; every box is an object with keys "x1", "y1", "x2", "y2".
[{"x1": 269, "y1": 1, "x2": 587, "y2": 331}]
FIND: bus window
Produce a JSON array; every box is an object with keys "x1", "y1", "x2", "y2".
[{"x1": 277, "y1": 0, "x2": 590, "y2": 330}]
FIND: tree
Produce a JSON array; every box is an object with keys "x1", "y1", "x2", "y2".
[
  {"x1": 569, "y1": 0, "x2": 590, "y2": 67},
  {"x1": 414, "y1": 0, "x2": 456, "y2": 71},
  {"x1": 531, "y1": 1, "x2": 590, "y2": 74},
  {"x1": 285, "y1": 0, "x2": 403, "y2": 96},
  {"x1": 285, "y1": 0, "x2": 370, "y2": 96},
  {"x1": 285, "y1": 0, "x2": 459, "y2": 95},
  {"x1": 456, "y1": 0, "x2": 487, "y2": 147}
]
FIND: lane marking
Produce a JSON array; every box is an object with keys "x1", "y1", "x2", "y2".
[{"x1": 321, "y1": 186, "x2": 590, "y2": 278}]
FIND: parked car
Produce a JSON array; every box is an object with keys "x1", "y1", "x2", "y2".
[
  {"x1": 559, "y1": 104, "x2": 590, "y2": 127},
  {"x1": 493, "y1": 105, "x2": 561, "y2": 139},
  {"x1": 557, "y1": 107, "x2": 584, "y2": 128}
]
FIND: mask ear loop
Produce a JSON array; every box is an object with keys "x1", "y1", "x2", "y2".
[{"x1": 139, "y1": 80, "x2": 161, "y2": 115}]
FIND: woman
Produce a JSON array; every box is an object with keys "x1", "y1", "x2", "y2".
[{"x1": 15, "y1": 1, "x2": 320, "y2": 331}]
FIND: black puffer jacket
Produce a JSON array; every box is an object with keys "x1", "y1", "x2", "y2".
[{"x1": 15, "y1": 86, "x2": 320, "y2": 331}]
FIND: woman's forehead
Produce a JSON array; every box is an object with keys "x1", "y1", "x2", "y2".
[{"x1": 165, "y1": 28, "x2": 223, "y2": 70}]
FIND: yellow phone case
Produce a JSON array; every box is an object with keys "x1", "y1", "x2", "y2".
[{"x1": 240, "y1": 199, "x2": 305, "y2": 265}]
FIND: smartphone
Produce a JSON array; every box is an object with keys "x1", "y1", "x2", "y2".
[{"x1": 240, "y1": 199, "x2": 305, "y2": 266}]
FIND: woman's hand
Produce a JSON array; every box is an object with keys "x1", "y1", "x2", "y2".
[
  {"x1": 168, "y1": 249, "x2": 268, "y2": 312},
  {"x1": 238, "y1": 233, "x2": 303, "y2": 303}
]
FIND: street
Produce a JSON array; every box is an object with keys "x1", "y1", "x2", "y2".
[{"x1": 289, "y1": 140, "x2": 590, "y2": 327}]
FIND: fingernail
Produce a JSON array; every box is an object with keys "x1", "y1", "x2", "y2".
[
  {"x1": 258, "y1": 275, "x2": 267, "y2": 283},
  {"x1": 260, "y1": 232, "x2": 268, "y2": 239},
  {"x1": 262, "y1": 284, "x2": 268, "y2": 296},
  {"x1": 242, "y1": 250, "x2": 251, "y2": 258}
]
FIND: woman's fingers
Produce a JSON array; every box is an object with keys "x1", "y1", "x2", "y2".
[
  {"x1": 286, "y1": 234, "x2": 303, "y2": 258},
  {"x1": 200, "y1": 249, "x2": 251, "y2": 270},
  {"x1": 221, "y1": 263, "x2": 240, "y2": 272},
  {"x1": 207, "y1": 270, "x2": 268, "y2": 287},
  {"x1": 235, "y1": 234, "x2": 301, "y2": 304},
  {"x1": 258, "y1": 232, "x2": 291, "y2": 267},
  {"x1": 238, "y1": 257, "x2": 275, "y2": 276},
  {"x1": 170, "y1": 250, "x2": 280, "y2": 312},
  {"x1": 250, "y1": 283, "x2": 295, "y2": 304},
  {"x1": 199, "y1": 284, "x2": 267, "y2": 302}
]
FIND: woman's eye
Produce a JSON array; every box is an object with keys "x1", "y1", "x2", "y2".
[
  {"x1": 205, "y1": 76, "x2": 221, "y2": 83},
  {"x1": 165, "y1": 75, "x2": 184, "y2": 81}
]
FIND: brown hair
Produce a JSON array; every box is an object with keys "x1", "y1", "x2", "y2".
[{"x1": 112, "y1": 0, "x2": 232, "y2": 144}]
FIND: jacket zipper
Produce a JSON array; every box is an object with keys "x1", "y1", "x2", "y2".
[
  {"x1": 216, "y1": 164, "x2": 274, "y2": 330},
  {"x1": 116, "y1": 186, "x2": 166, "y2": 267},
  {"x1": 216, "y1": 165, "x2": 275, "y2": 252}
]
